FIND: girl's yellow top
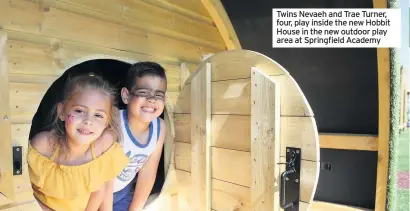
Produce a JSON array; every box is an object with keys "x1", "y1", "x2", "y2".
[{"x1": 27, "y1": 142, "x2": 129, "y2": 211}]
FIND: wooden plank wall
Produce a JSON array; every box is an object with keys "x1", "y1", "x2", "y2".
[{"x1": 0, "y1": 0, "x2": 226, "y2": 208}]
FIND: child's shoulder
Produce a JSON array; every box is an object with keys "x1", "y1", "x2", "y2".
[
  {"x1": 157, "y1": 117, "x2": 166, "y2": 144},
  {"x1": 30, "y1": 130, "x2": 57, "y2": 158},
  {"x1": 93, "y1": 130, "x2": 119, "y2": 157}
]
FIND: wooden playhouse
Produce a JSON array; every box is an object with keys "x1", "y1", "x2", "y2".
[{"x1": 0, "y1": 0, "x2": 393, "y2": 211}]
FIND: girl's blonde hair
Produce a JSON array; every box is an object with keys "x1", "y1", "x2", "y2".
[{"x1": 49, "y1": 74, "x2": 122, "y2": 155}]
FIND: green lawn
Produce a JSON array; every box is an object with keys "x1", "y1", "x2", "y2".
[
  {"x1": 397, "y1": 129, "x2": 410, "y2": 172},
  {"x1": 394, "y1": 129, "x2": 410, "y2": 211}
]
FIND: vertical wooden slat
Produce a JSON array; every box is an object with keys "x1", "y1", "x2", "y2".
[
  {"x1": 0, "y1": 33, "x2": 15, "y2": 200},
  {"x1": 180, "y1": 63, "x2": 191, "y2": 90},
  {"x1": 373, "y1": 1, "x2": 389, "y2": 210},
  {"x1": 251, "y1": 67, "x2": 280, "y2": 211},
  {"x1": 190, "y1": 63, "x2": 211, "y2": 211}
]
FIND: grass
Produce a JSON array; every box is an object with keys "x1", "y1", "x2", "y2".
[
  {"x1": 397, "y1": 129, "x2": 409, "y2": 172},
  {"x1": 393, "y1": 128, "x2": 410, "y2": 211}
]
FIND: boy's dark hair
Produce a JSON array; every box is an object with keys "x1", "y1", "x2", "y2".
[{"x1": 126, "y1": 62, "x2": 167, "y2": 91}]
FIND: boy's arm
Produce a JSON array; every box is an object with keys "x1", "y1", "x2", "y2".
[{"x1": 129, "y1": 120, "x2": 166, "y2": 211}]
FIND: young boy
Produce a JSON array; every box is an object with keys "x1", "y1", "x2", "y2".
[{"x1": 112, "y1": 62, "x2": 167, "y2": 211}]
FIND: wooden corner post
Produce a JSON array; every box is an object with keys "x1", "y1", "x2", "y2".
[
  {"x1": 190, "y1": 63, "x2": 212, "y2": 211},
  {"x1": 0, "y1": 32, "x2": 15, "y2": 200}
]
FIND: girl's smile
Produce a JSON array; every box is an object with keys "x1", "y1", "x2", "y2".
[{"x1": 59, "y1": 88, "x2": 111, "y2": 145}]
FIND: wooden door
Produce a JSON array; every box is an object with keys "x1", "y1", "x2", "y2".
[{"x1": 172, "y1": 50, "x2": 320, "y2": 211}]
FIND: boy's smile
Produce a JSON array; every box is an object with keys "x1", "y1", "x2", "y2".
[{"x1": 122, "y1": 75, "x2": 166, "y2": 123}]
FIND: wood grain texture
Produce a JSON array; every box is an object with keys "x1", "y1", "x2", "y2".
[{"x1": 250, "y1": 67, "x2": 280, "y2": 211}]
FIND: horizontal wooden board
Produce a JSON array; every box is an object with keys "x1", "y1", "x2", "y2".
[
  {"x1": 175, "y1": 170, "x2": 252, "y2": 211},
  {"x1": 175, "y1": 142, "x2": 191, "y2": 172},
  {"x1": 175, "y1": 166, "x2": 316, "y2": 211},
  {"x1": 212, "y1": 179, "x2": 250, "y2": 211},
  {"x1": 7, "y1": 38, "x2": 181, "y2": 92},
  {"x1": 174, "y1": 114, "x2": 251, "y2": 151},
  {"x1": 9, "y1": 82, "x2": 49, "y2": 103},
  {"x1": 280, "y1": 117, "x2": 319, "y2": 161},
  {"x1": 186, "y1": 50, "x2": 286, "y2": 83},
  {"x1": 0, "y1": 199, "x2": 41, "y2": 210},
  {"x1": 6, "y1": 30, "x2": 181, "y2": 68},
  {"x1": 211, "y1": 115, "x2": 250, "y2": 151},
  {"x1": 174, "y1": 145, "x2": 319, "y2": 203},
  {"x1": 10, "y1": 104, "x2": 39, "y2": 124},
  {"x1": 174, "y1": 114, "x2": 191, "y2": 143},
  {"x1": 7, "y1": 39, "x2": 63, "y2": 76},
  {"x1": 53, "y1": 0, "x2": 224, "y2": 49},
  {"x1": 211, "y1": 147, "x2": 251, "y2": 187},
  {"x1": 0, "y1": 0, "x2": 220, "y2": 64},
  {"x1": 319, "y1": 134, "x2": 378, "y2": 151},
  {"x1": 11, "y1": 124, "x2": 31, "y2": 143},
  {"x1": 175, "y1": 79, "x2": 251, "y2": 115},
  {"x1": 212, "y1": 78, "x2": 251, "y2": 115},
  {"x1": 9, "y1": 82, "x2": 48, "y2": 123},
  {"x1": 141, "y1": 0, "x2": 214, "y2": 25},
  {"x1": 8, "y1": 74, "x2": 58, "y2": 84},
  {"x1": 174, "y1": 115, "x2": 319, "y2": 159},
  {"x1": 9, "y1": 82, "x2": 46, "y2": 105},
  {"x1": 174, "y1": 77, "x2": 313, "y2": 116},
  {"x1": 153, "y1": 0, "x2": 212, "y2": 19},
  {"x1": 309, "y1": 201, "x2": 373, "y2": 211},
  {"x1": 0, "y1": 191, "x2": 36, "y2": 207}
]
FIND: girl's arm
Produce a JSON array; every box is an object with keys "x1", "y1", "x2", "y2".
[
  {"x1": 85, "y1": 179, "x2": 114, "y2": 211},
  {"x1": 86, "y1": 130, "x2": 118, "y2": 211},
  {"x1": 98, "y1": 179, "x2": 114, "y2": 211},
  {"x1": 129, "y1": 120, "x2": 166, "y2": 211},
  {"x1": 85, "y1": 186, "x2": 107, "y2": 211}
]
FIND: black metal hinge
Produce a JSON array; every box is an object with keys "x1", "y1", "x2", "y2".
[{"x1": 13, "y1": 146, "x2": 22, "y2": 175}]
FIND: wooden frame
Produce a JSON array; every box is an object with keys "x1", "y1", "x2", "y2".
[
  {"x1": 0, "y1": 31, "x2": 15, "y2": 201},
  {"x1": 373, "y1": 1, "x2": 390, "y2": 210},
  {"x1": 200, "y1": 0, "x2": 242, "y2": 50},
  {"x1": 319, "y1": 134, "x2": 378, "y2": 151}
]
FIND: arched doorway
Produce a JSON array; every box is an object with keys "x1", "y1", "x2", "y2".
[{"x1": 29, "y1": 58, "x2": 168, "y2": 203}]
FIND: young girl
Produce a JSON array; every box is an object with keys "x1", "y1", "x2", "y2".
[{"x1": 27, "y1": 74, "x2": 129, "y2": 211}]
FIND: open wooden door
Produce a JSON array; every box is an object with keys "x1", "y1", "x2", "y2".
[{"x1": 172, "y1": 50, "x2": 320, "y2": 211}]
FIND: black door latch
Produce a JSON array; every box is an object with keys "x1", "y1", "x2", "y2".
[{"x1": 279, "y1": 147, "x2": 301, "y2": 211}]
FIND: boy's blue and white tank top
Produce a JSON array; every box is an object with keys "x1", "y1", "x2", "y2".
[{"x1": 113, "y1": 109, "x2": 160, "y2": 193}]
